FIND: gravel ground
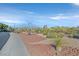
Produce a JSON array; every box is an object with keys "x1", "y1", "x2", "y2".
[
  {"x1": 19, "y1": 32, "x2": 79, "y2": 56},
  {"x1": 19, "y1": 33, "x2": 55, "y2": 56}
]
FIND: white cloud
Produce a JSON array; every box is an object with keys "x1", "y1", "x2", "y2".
[
  {"x1": 1, "y1": 19, "x2": 22, "y2": 23},
  {"x1": 73, "y1": 3, "x2": 79, "y2": 6},
  {"x1": 0, "y1": 15, "x2": 24, "y2": 24},
  {"x1": 49, "y1": 14, "x2": 79, "y2": 20},
  {"x1": 49, "y1": 15, "x2": 68, "y2": 20},
  {"x1": 73, "y1": 15, "x2": 79, "y2": 17},
  {"x1": 49, "y1": 14, "x2": 69, "y2": 20}
]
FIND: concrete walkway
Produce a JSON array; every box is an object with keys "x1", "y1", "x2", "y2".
[{"x1": 0, "y1": 32, "x2": 29, "y2": 56}]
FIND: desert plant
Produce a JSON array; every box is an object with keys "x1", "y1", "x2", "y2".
[
  {"x1": 55, "y1": 37, "x2": 62, "y2": 50},
  {"x1": 49, "y1": 32, "x2": 64, "y2": 55},
  {"x1": 42, "y1": 25, "x2": 49, "y2": 35}
]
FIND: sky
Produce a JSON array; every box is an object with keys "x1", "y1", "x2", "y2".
[{"x1": 0, "y1": 3, "x2": 79, "y2": 27}]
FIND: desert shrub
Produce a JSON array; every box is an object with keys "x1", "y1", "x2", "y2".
[
  {"x1": 42, "y1": 28, "x2": 49, "y2": 35},
  {"x1": 41, "y1": 25, "x2": 49, "y2": 35},
  {"x1": 34, "y1": 28, "x2": 42, "y2": 33},
  {"x1": 65, "y1": 28, "x2": 76, "y2": 38},
  {"x1": 47, "y1": 32, "x2": 64, "y2": 55},
  {"x1": 55, "y1": 38, "x2": 62, "y2": 48},
  {"x1": 52, "y1": 32, "x2": 64, "y2": 55},
  {"x1": 72, "y1": 30, "x2": 79, "y2": 39},
  {"x1": 46, "y1": 29, "x2": 55, "y2": 38}
]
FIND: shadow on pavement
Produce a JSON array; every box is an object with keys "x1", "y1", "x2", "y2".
[{"x1": 0, "y1": 32, "x2": 10, "y2": 50}]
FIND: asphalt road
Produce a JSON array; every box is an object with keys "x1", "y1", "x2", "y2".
[
  {"x1": 0, "y1": 32, "x2": 10, "y2": 50},
  {"x1": 0, "y1": 32, "x2": 29, "y2": 56}
]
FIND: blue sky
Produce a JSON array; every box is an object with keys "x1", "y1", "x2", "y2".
[{"x1": 0, "y1": 3, "x2": 79, "y2": 27}]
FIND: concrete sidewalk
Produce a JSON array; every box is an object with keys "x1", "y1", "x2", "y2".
[{"x1": 0, "y1": 32, "x2": 29, "y2": 56}]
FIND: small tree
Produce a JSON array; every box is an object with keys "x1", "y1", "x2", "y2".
[{"x1": 0, "y1": 23, "x2": 8, "y2": 31}]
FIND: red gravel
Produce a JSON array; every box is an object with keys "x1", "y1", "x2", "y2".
[
  {"x1": 61, "y1": 46, "x2": 79, "y2": 56},
  {"x1": 19, "y1": 32, "x2": 79, "y2": 56},
  {"x1": 20, "y1": 33, "x2": 45, "y2": 43},
  {"x1": 27, "y1": 44, "x2": 55, "y2": 56},
  {"x1": 19, "y1": 33, "x2": 55, "y2": 56}
]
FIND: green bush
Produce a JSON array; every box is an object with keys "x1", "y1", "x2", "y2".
[{"x1": 0, "y1": 23, "x2": 8, "y2": 32}]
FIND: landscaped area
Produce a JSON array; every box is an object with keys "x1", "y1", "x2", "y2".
[
  {"x1": 1, "y1": 23, "x2": 79, "y2": 55},
  {"x1": 0, "y1": 3, "x2": 79, "y2": 56},
  {"x1": 17, "y1": 26, "x2": 79, "y2": 56}
]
